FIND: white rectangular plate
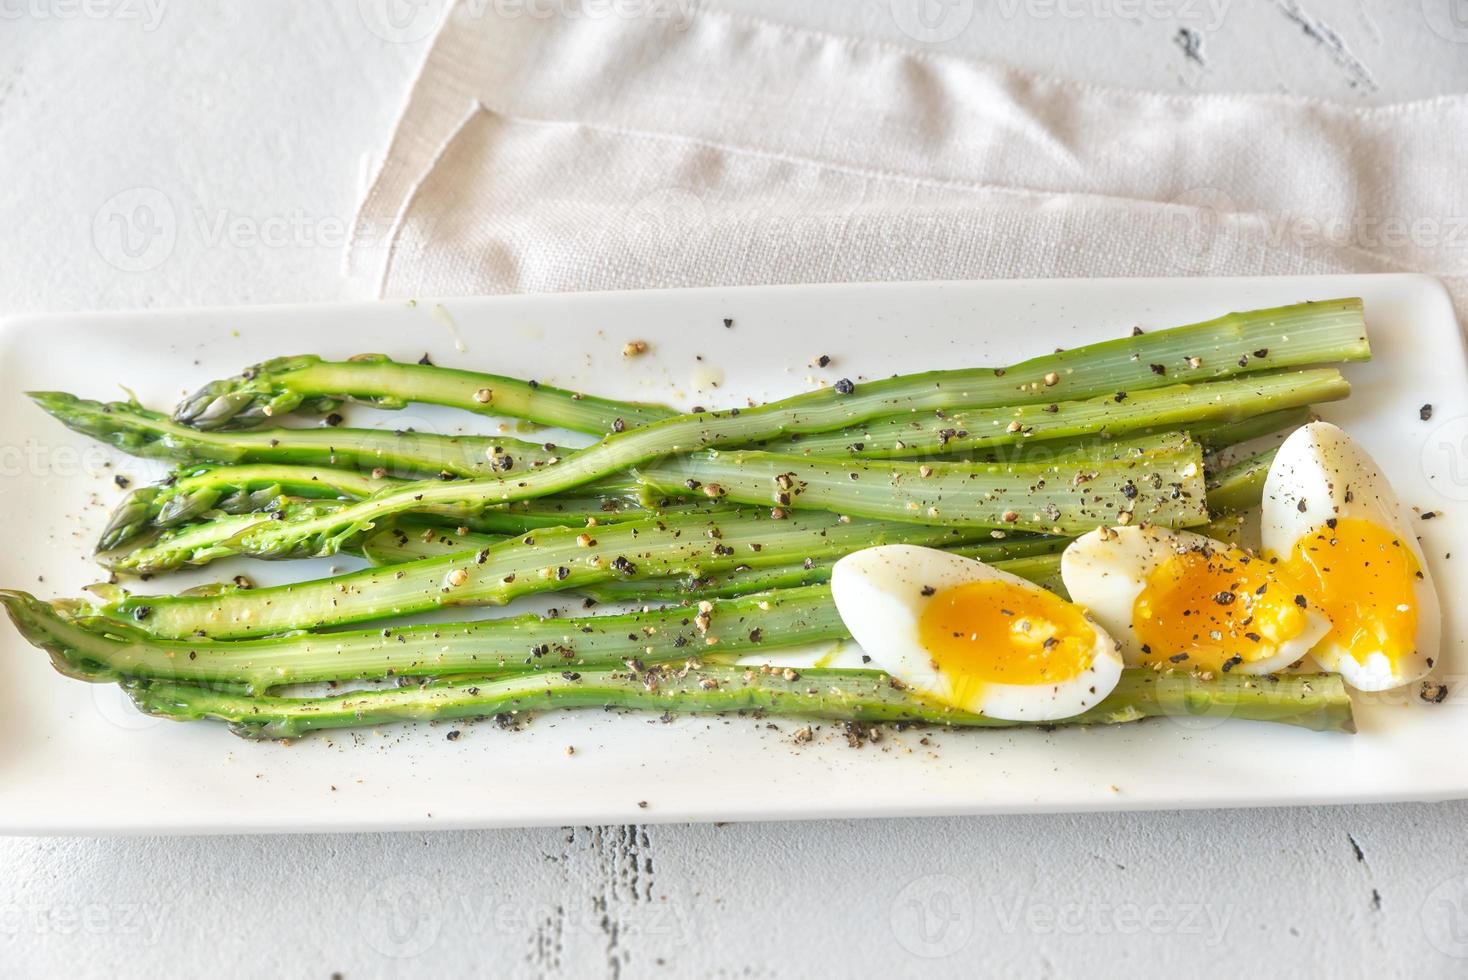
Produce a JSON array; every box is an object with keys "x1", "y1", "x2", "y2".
[{"x1": 1, "y1": 274, "x2": 1465, "y2": 834}]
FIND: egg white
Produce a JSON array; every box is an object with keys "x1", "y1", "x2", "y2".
[
  {"x1": 830, "y1": 544, "x2": 1123, "y2": 722},
  {"x1": 1061, "y1": 524, "x2": 1330, "y2": 675},
  {"x1": 1260, "y1": 421, "x2": 1440, "y2": 692}
]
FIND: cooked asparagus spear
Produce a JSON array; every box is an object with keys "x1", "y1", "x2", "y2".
[
  {"x1": 29, "y1": 392, "x2": 561, "y2": 477},
  {"x1": 761, "y1": 368, "x2": 1347, "y2": 459},
  {"x1": 97, "y1": 462, "x2": 653, "y2": 555},
  {"x1": 176, "y1": 301, "x2": 1366, "y2": 436},
  {"x1": 83, "y1": 510, "x2": 1021, "y2": 639},
  {"x1": 206, "y1": 301, "x2": 1371, "y2": 561},
  {"x1": 121, "y1": 666, "x2": 1356, "y2": 740},
  {"x1": 1205, "y1": 448, "x2": 1279, "y2": 514},
  {"x1": 172, "y1": 354, "x2": 676, "y2": 434},
  {"x1": 633, "y1": 440, "x2": 1209, "y2": 533},
  {"x1": 1, "y1": 585, "x2": 843, "y2": 693}
]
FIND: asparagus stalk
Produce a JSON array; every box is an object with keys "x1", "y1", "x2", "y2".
[
  {"x1": 1, "y1": 585, "x2": 843, "y2": 693},
  {"x1": 208, "y1": 301, "x2": 1369, "y2": 561},
  {"x1": 29, "y1": 392, "x2": 562, "y2": 477},
  {"x1": 121, "y1": 666, "x2": 1356, "y2": 740},
  {"x1": 101, "y1": 507, "x2": 357, "y2": 575},
  {"x1": 83, "y1": 511, "x2": 1014, "y2": 639},
  {"x1": 172, "y1": 354, "x2": 675, "y2": 434},
  {"x1": 762, "y1": 369, "x2": 1346, "y2": 460},
  {"x1": 1205, "y1": 448, "x2": 1279, "y2": 514},
  {"x1": 98, "y1": 462, "x2": 654, "y2": 555},
  {"x1": 634, "y1": 440, "x2": 1209, "y2": 533},
  {"x1": 177, "y1": 300, "x2": 1367, "y2": 433},
  {"x1": 1182, "y1": 407, "x2": 1310, "y2": 456}
]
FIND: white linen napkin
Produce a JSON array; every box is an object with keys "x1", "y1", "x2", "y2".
[{"x1": 349, "y1": 2, "x2": 1468, "y2": 313}]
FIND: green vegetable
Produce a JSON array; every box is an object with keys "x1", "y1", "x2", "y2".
[
  {"x1": 633, "y1": 441, "x2": 1210, "y2": 533},
  {"x1": 215, "y1": 300, "x2": 1371, "y2": 561},
  {"x1": 29, "y1": 392, "x2": 560, "y2": 477},
  {"x1": 98, "y1": 462, "x2": 655, "y2": 556},
  {"x1": 86, "y1": 511, "x2": 1013, "y2": 639},
  {"x1": 121, "y1": 666, "x2": 1356, "y2": 740},
  {"x1": 173, "y1": 354, "x2": 675, "y2": 434},
  {"x1": 1205, "y1": 448, "x2": 1279, "y2": 515},
  {"x1": 0, "y1": 585, "x2": 842, "y2": 693},
  {"x1": 762, "y1": 369, "x2": 1347, "y2": 459}
]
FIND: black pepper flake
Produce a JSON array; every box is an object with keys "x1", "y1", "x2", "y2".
[
  {"x1": 1420, "y1": 404, "x2": 1434, "y2": 421},
  {"x1": 418, "y1": 353, "x2": 433, "y2": 365},
  {"x1": 1294, "y1": 594, "x2": 1308, "y2": 608},
  {"x1": 1422, "y1": 511, "x2": 1439, "y2": 521},
  {"x1": 1114, "y1": 391, "x2": 1127, "y2": 403},
  {"x1": 1221, "y1": 655, "x2": 1243, "y2": 672},
  {"x1": 114, "y1": 474, "x2": 130, "y2": 489},
  {"x1": 1297, "y1": 498, "x2": 1307, "y2": 513},
  {"x1": 446, "y1": 730, "x2": 461, "y2": 741},
  {"x1": 612, "y1": 418, "x2": 626, "y2": 433},
  {"x1": 555, "y1": 566, "x2": 570, "y2": 581},
  {"x1": 131, "y1": 606, "x2": 151, "y2": 621},
  {"x1": 1131, "y1": 326, "x2": 1144, "y2": 336},
  {"x1": 1421, "y1": 681, "x2": 1449, "y2": 704},
  {"x1": 920, "y1": 585, "x2": 936, "y2": 597},
  {"x1": 817, "y1": 355, "x2": 831, "y2": 368},
  {"x1": 611, "y1": 555, "x2": 637, "y2": 576},
  {"x1": 749, "y1": 628, "x2": 763, "y2": 643},
  {"x1": 1168, "y1": 653, "x2": 1189, "y2": 663},
  {"x1": 1213, "y1": 591, "x2": 1236, "y2": 605},
  {"x1": 723, "y1": 318, "x2": 733, "y2": 328},
  {"x1": 324, "y1": 412, "x2": 344, "y2": 427},
  {"x1": 1121, "y1": 481, "x2": 1138, "y2": 500},
  {"x1": 561, "y1": 671, "x2": 581, "y2": 681},
  {"x1": 1253, "y1": 348, "x2": 1269, "y2": 358},
  {"x1": 833, "y1": 378, "x2": 855, "y2": 395},
  {"x1": 1149, "y1": 363, "x2": 1166, "y2": 375}
]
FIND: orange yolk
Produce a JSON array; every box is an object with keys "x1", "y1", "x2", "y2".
[
  {"x1": 916, "y1": 580, "x2": 1096, "y2": 696},
  {"x1": 1280, "y1": 517, "x2": 1420, "y2": 669},
  {"x1": 1132, "y1": 544, "x2": 1311, "y2": 671}
]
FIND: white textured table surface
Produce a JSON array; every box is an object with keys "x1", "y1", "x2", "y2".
[{"x1": 4, "y1": 3, "x2": 1468, "y2": 977}]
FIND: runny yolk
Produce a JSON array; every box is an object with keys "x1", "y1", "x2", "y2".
[
  {"x1": 1280, "y1": 517, "x2": 1420, "y2": 669},
  {"x1": 1132, "y1": 544, "x2": 1311, "y2": 671},
  {"x1": 916, "y1": 580, "x2": 1096, "y2": 697}
]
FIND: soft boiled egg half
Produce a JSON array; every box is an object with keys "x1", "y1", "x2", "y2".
[
  {"x1": 1259, "y1": 421, "x2": 1439, "y2": 692},
  {"x1": 1061, "y1": 525, "x2": 1332, "y2": 675},
  {"x1": 830, "y1": 545, "x2": 1124, "y2": 721}
]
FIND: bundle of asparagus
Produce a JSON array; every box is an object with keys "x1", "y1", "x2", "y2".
[{"x1": 4, "y1": 299, "x2": 1370, "y2": 739}]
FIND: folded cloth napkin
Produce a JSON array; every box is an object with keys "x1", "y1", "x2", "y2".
[{"x1": 350, "y1": 2, "x2": 1468, "y2": 314}]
